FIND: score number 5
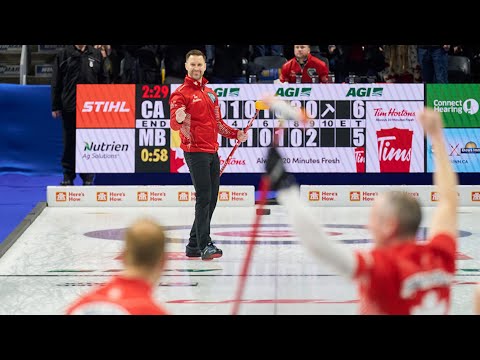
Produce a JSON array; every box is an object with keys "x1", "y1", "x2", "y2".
[{"x1": 352, "y1": 128, "x2": 365, "y2": 147}]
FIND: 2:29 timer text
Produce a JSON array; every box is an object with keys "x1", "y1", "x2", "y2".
[{"x1": 142, "y1": 85, "x2": 169, "y2": 99}]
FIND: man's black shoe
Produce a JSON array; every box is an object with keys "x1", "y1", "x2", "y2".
[
  {"x1": 81, "y1": 174, "x2": 95, "y2": 186},
  {"x1": 201, "y1": 242, "x2": 223, "y2": 261},
  {"x1": 60, "y1": 176, "x2": 74, "y2": 186},
  {"x1": 185, "y1": 244, "x2": 201, "y2": 257}
]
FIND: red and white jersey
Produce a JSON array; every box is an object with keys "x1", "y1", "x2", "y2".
[
  {"x1": 170, "y1": 76, "x2": 238, "y2": 153},
  {"x1": 279, "y1": 54, "x2": 329, "y2": 83},
  {"x1": 354, "y1": 233, "x2": 456, "y2": 315},
  {"x1": 66, "y1": 276, "x2": 168, "y2": 315}
]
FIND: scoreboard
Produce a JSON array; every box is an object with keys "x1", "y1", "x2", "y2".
[
  {"x1": 75, "y1": 83, "x2": 425, "y2": 174},
  {"x1": 172, "y1": 83, "x2": 425, "y2": 173}
]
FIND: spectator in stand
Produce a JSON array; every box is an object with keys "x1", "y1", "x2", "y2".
[
  {"x1": 252, "y1": 45, "x2": 284, "y2": 59},
  {"x1": 380, "y1": 45, "x2": 421, "y2": 83},
  {"x1": 279, "y1": 45, "x2": 329, "y2": 83},
  {"x1": 205, "y1": 45, "x2": 251, "y2": 83},
  {"x1": 94, "y1": 45, "x2": 123, "y2": 84},
  {"x1": 118, "y1": 45, "x2": 163, "y2": 84},
  {"x1": 417, "y1": 45, "x2": 450, "y2": 83},
  {"x1": 309, "y1": 45, "x2": 330, "y2": 71}
]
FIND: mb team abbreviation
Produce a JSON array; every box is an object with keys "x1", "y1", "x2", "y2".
[
  {"x1": 82, "y1": 101, "x2": 130, "y2": 112},
  {"x1": 84, "y1": 141, "x2": 129, "y2": 151},
  {"x1": 139, "y1": 129, "x2": 167, "y2": 146}
]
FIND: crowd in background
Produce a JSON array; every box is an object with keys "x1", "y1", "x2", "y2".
[{"x1": 94, "y1": 44, "x2": 480, "y2": 85}]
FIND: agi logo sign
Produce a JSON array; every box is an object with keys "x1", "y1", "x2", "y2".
[
  {"x1": 346, "y1": 87, "x2": 383, "y2": 97},
  {"x1": 214, "y1": 88, "x2": 240, "y2": 97},
  {"x1": 275, "y1": 88, "x2": 312, "y2": 97}
]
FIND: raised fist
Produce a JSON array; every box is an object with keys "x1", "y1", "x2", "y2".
[{"x1": 175, "y1": 106, "x2": 186, "y2": 123}]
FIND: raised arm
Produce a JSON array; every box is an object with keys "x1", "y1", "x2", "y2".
[
  {"x1": 51, "y1": 49, "x2": 64, "y2": 114},
  {"x1": 417, "y1": 108, "x2": 458, "y2": 238},
  {"x1": 169, "y1": 92, "x2": 188, "y2": 132},
  {"x1": 213, "y1": 98, "x2": 246, "y2": 141},
  {"x1": 266, "y1": 147, "x2": 356, "y2": 277}
]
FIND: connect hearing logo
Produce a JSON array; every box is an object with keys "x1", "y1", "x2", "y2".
[
  {"x1": 346, "y1": 87, "x2": 383, "y2": 97},
  {"x1": 214, "y1": 88, "x2": 240, "y2": 97},
  {"x1": 433, "y1": 98, "x2": 479, "y2": 115},
  {"x1": 275, "y1": 88, "x2": 312, "y2": 97}
]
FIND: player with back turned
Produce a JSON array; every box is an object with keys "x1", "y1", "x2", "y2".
[
  {"x1": 66, "y1": 218, "x2": 169, "y2": 315},
  {"x1": 265, "y1": 105, "x2": 458, "y2": 314},
  {"x1": 169, "y1": 49, "x2": 248, "y2": 261}
]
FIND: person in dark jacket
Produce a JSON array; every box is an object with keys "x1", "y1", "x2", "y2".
[
  {"x1": 51, "y1": 45, "x2": 109, "y2": 185},
  {"x1": 118, "y1": 45, "x2": 163, "y2": 84},
  {"x1": 205, "y1": 45, "x2": 251, "y2": 83},
  {"x1": 417, "y1": 45, "x2": 450, "y2": 83}
]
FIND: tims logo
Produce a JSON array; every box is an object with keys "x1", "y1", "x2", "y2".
[
  {"x1": 56, "y1": 192, "x2": 67, "y2": 202},
  {"x1": 82, "y1": 101, "x2": 130, "y2": 112},
  {"x1": 431, "y1": 192, "x2": 439, "y2": 202},
  {"x1": 97, "y1": 192, "x2": 108, "y2": 202},
  {"x1": 346, "y1": 87, "x2": 383, "y2": 97},
  {"x1": 308, "y1": 191, "x2": 320, "y2": 201},
  {"x1": 214, "y1": 88, "x2": 240, "y2": 97},
  {"x1": 219, "y1": 191, "x2": 230, "y2": 201},
  {"x1": 275, "y1": 88, "x2": 311, "y2": 97},
  {"x1": 137, "y1": 192, "x2": 148, "y2": 202},
  {"x1": 350, "y1": 191, "x2": 361, "y2": 201}
]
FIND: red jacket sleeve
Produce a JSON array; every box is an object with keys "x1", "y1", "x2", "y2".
[
  {"x1": 280, "y1": 63, "x2": 289, "y2": 83},
  {"x1": 169, "y1": 91, "x2": 187, "y2": 132},
  {"x1": 429, "y1": 233, "x2": 457, "y2": 257},
  {"x1": 214, "y1": 100, "x2": 238, "y2": 139},
  {"x1": 315, "y1": 58, "x2": 329, "y2": 83}
]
